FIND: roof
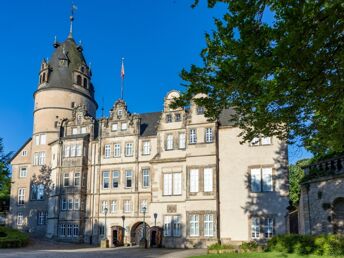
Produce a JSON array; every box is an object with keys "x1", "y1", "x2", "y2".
[
  {"x1": 140, "y1": 112, "x2": 161, "y2": 137},
  {"x1": 218, "y1": 108, "x2": 236, "y2": 126},
  {"x1": 9, "y1": 137, "x2": 32, "y2": 163}
]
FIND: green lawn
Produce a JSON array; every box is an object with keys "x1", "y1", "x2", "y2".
[{"x1": 190, "y1": 252, "x2": 336, "y2": 258}]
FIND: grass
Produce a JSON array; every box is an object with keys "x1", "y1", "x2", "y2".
[{"x1": 190, "y1": 252, "x2": 336, "y2": 258}]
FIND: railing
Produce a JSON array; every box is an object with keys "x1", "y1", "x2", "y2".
[{"x1": 304, "y1": 156, "x2": 344, "y2": 176}]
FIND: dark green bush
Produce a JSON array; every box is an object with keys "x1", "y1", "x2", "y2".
[
  {"x1": 240, "y1": 241, "x2": 260, "y2": 252},
  {"x1": 208, "y1": 243, "x2": 236, "y2": 250},
  {"x1": 0, "y1": 226, "x2": 29, "y2": 248},
  {"x1": 267, "y1": 234, "x2": 344, "y2": 256}
]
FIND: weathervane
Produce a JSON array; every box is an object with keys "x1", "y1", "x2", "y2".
[{"x1": 68, "y1": 3, "x2": 78, "y2": 38}]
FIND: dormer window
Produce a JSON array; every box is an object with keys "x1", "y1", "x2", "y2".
[
  {"x1": 117, "y1": 109, "x2": 123, "y2": 117},
  {"x1": 196, "y1": 106, "x2": 205, "y2": 115},
  {"x1": 166, "y1": 114, "x2": 172, "y2": 123},
  {"x1": 175, "y1": 113, "x2": 181, "y2": 122},
  {"x1": 76, "y1": 75, "x2": 82, "y2": 85},
  {"x1": 121, "y1": 122, "x2": 127, "y2": 131},
  {"x1": 111, "y1": 123, "x2": 118, "y2": 131}
]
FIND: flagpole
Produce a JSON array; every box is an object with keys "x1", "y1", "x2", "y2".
[{"x1": 121, "y1": 58, "x2": 125, "y2": 100}]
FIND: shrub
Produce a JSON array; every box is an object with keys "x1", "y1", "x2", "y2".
[
  {"x1": 267, "y1": 234, "x2": 344, "y2": 256},
  {"x1": 240, "y1": 241, "x2": 260, "y2": 252},
  {"x1": 0, "y1": 226, "x2": 29, "y2": 248},
  {"x1": 208, "y1": 243, "x2": 236, "y2": 250}
]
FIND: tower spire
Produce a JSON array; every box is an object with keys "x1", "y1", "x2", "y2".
[
  {"x1": 120, "y1": 58, "x2": 125, "y2": 99},
  {"x1": 68, "y1": 4, "x2": 78, "y2": 39}
]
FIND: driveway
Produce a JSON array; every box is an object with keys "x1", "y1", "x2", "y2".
[{"x1": 0, "y1": 239, "x2": 206, "y2": 258}]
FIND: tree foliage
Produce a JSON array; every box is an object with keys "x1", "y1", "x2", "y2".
[
  {"x1": 174, "y1": 0, "x2": 344, "y2": 156},
  {"x1": 288, "y1": 159, "x2": 310, "y2": 206},
  {"x1": 0, "y1": 138, "x2": 12, "y2": 201},
  {"x1": 31, "y1": 165, "x2": 53, "y2": 196}
]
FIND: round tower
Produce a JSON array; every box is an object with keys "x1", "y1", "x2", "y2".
[{"x1": 32, "y1": 31, "x2": 97, "y2": 164}]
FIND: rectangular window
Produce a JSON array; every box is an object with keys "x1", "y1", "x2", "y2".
[
  {"x1": 36, "y1": 184, "x2": 44, "y2": 200},
  {"x1": 142, "y1": 169, "x2": 150, "y2": 187},
  {"x1": 72, "y1": 128, "x2": 78, "y2": 135},
  {"x1": 190, "y1": 169, "x2": 199, "y2": 193},
  {"x1": 68, "y1": 199, "x2": 73, "y2": 210},
  {"x1": 70, "y1": 145, "x2": 76, "y2": 157},
  {"x1": 103, "y1": 171, "x2": 109, "y2": 189},
  {"x1": 74, "y1": 199, "x2": 80, "y2": 210},
  {"x1": 101, "y1": 200, "x2": 108, "y2": 213},
  {"x1": 166, "y1": 114, "x2": 172, "y2": 123},
  {"x1": 61, "y1": 199, "x2": 67, "y2": 210},
  {"x1": 204, "y1": 168, "x2": 213, "y2": 192},
  {"x1": 125, "y1": 143, "x2": 133, "y2": 157},
  {"x1": 111, "y1": 123, "x2": 118, "y2": 131},
  {"x1": 261, "y1": 136, "x2": 271, "y2": 145},
  {"x1": 34, "y1": 152, "x2": 45, "y2": 165},
  {"x1": 37, "y1": 211, "x2": 46, "y2": 225},
  {"x1": 63, "y1": 173, "x2": 70, "y2": 187},
  {"x1": 67, "y1": 224, "x2": 73, "y2": 237},
  {"x1": 262, "y1": 168, "x2": 273, "y2": 192},
  {"x1": 189, "y1": 214, "x2": 199, "y2": 236},
  {"x1": 204, "y1": 214, "x2": 214, "y2": 237},
  {"x1": 123, "y1": 200, "x2": 132, "y2": 213},
  {"x1": 121, "y1": 122, "x2": 127, "y2": 131},
  {"x1": 81, "y1": 127, "x2": 87, "y2": 134},
  {"x1": 251, "y1": 217, "x2": 260, "y2": 239},
  {"x1": 140, "y1": 200, "x2": 148, "y2": 213},
  {"x1": 35, "y1": 135, "x2": 40, "y2": 145},
  {"x1": 205, "y1": 128, "x2": 213, "y2": 143},
  {"x1": 19, "y1": 167, "x2": 27, "y2": 178},
  {"x1": 64, "y1": 146, "x2": 70, "y2": 157},
  {"x1": 250, "y1": 137, "x2": 260, "y2": 146},
  {"x1": 142, "y1": 141, "x2": 151, "y2": 155},
  {"x1": 112, "y1": 171, "x2": 120, "y2": 188},
  {"x1": 40, "y1": 134, "x2": 46, "y2": 145},
  {"x1": 114, "y1": 143, "x2": 121, "y2": 157},
  {"x1": 196, "y1": 106, "x2": 204, "y2": 115},
  {"x1": 17, "y1": 212, "x2": 23, "y2": 225},
  {"x1": 76, "y1": 144, "x2": 82, "y2": 156},
  {"x1": 173, "y1": 173, "x2": 182, "y2": 195},
  {"x1": 179, "y1": 133, "x2": 186, "y2": 149},
  {"x1": 74, "y1": 172, "x2": 81, "y2": 187},
  {"x1": 125, "y1": 170, "x2": 132, "y2": 188},
  {"x1": 60, "y1": 224, "x2": 66, "y2": 237},
  {"x1": 166, "y1": 134, "x2": 173, "y2": 150},
  {"x1": 104, "y1": 144, "x2": 111, "y2": 158},
  {"x1": 163, "y1": 173, "x2": 172, "y2": 195},
  {"x1": 73, "y1": 225, "x2": 79, "y2": 237},
  {"x1": 250, "y1": 168, "x2": 262, "y2": 192},
  {"x1": 111, "y1": 200, "x2": 117, "y2": 213},
  {"x1": 175, "y1": 113, "x2": 181, "y2": 122},
  {"x1": 264, "y1": 218, "x2": 274, "y2": 238},
  {"x1": 21, "y1": 150, "x2": 27, "y2": 157},
  {"x1": 189, "y1": 129, "x2": 197, "y2": 144},
  {"x1": 164, "y1": 216, "x2": 172, "y2": 236},
  {"x1": 33, "y1": 152, "x2": 39, "y2": 165},
  {"x1": 172, "y1": 216, "x2": 181, "y2": 237},
  {"x1": 99, "y1": 225, "x2": 105, "y2": 236},
  {"x1": 18, "y1": 188, "x2": 25, "y2": 205}
]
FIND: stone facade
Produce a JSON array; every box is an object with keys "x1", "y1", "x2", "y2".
[
  {"x1": 9, "y1": 31, "x2": 289, "y2": 248},
  {"x1": 299, "y1": 156, "x2": 344, "y2": 235}
]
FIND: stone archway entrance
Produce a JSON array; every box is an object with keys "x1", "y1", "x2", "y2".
[
  {"x1": 333, "y1": 198, "x2": 344, "y2": 234},
  {"x1": 149, "y1": 226, "x2": 163, "y2": 248},
  {"x1": 130, "y1": 221, "x2": 150, "y2": 246},
  {"x1": 111, "y1": 226, "x2": 124, "y2": 247}
]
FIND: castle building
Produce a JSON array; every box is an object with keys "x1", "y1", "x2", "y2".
[{"x1": 9, "y1": 18, "x2": 289, "y2": 248}]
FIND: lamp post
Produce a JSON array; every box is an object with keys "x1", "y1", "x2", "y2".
[
  {"x1": 142, "y1": 207, "x2": 147, "y2": 248},
  {"x1": 154, "y1": 213, "x2": 157, "y2": 227},
  {"x1": 104, "y1": 207, "x2": 108, "y2": 240},
  {"x1": 121, "y1": 215, "x2": 125, "y2": 246}
]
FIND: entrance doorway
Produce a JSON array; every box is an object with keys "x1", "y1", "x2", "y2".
[
  {"x1": 150, "y1": 226, "x2": 163, "y2": 247},
  {"x1": 130, "y1": 222, "x2": 150, "y2": 246},
  {"x1": 112, "y1": 226, "x2": 124, "y2": 247}
]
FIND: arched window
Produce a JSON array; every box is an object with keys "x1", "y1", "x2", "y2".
[
  {"x1": 42, "y1": 73, "x2": 46, "y2": 82},
  {"x1": 76, "y1": 75, "x2": 82, "y2": 85},
  {"x1": 81, "y1": 66, "x2": 85, "y2": 73},
  {"x1": 83, "y1": 78, "x2": 88, "y2": 88},
  {"x1": 39, "y1": 75, "x2": 42, "y2": 84}
]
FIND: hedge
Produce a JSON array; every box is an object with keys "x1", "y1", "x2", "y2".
[
  {"x1": 0, "y1": 226, "x2": 29, "y2": 248},
  {"x1": 267, "y1": 234, "x2": 344, "y2": 256}
]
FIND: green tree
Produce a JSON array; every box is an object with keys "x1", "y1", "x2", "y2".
[
  {"x1": 288, "y1": 159, "x2": 311, "y2": 206},
  {"x1": 174, "y1": 0, "x2": 344, "y2": 156},
  {"x1": 0, "y1": 138, "x2": 11, "y2": 202}
]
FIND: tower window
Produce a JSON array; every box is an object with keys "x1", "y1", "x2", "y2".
[
  {"x1": 71, "y1": 102, "x2": 75, "y2": 108},
  {"x1": 76, "y1": 75, "x2": 82, "y2": 85},
  {"x1": 83, "y1": 78, "x2": 88, "y2": 88},
  {"x1": 42, "y1": 73, "x2": 46, "y2": 82},
  {"x1": 81, "y1": 66, "x2": 85, "y2": 73},
  {"x1": 39, "y1": 75, "x2": 42, "y2": 84}
]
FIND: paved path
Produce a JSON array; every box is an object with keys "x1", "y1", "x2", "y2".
[{"x1": 0, "y1": 239, "x2": 206, "y2": 258}]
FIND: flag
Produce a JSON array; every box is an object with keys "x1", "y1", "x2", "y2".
[{"x1": 121, "y1": 58, "x2": 125, "y2": 79}]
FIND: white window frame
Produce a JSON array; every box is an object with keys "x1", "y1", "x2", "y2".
[
  {"x1": 204, "y1": 168, "x2": 213, "y2": 192},
  {"x1": 262, "y1": 168, "x2": 273, "y2": 192},
  {"x1": 21, "y1": 150, "x2": 27, "y2": 157},
  {"x1": 67, "y1": 224, "x2": 73, "y2": 237},
  {"x1": 73, "y1": 224, "x2": 79, "y2": 237},
  {"x1": 101, "y1": 200, "x2": 108, "y2": 213},
  {"x1": 81, "y1": 127, "x2": 87, "y2": 134},
  {"x1": 74, "y1": 199, "x2": 80, "y2": 210},
  {"x1": 179, "y1": 133, "x2": 186, "y2": 149},
  {"x1": 112, "y1": 170, "x2": 120, "y2": 188},
  {"x1": 70, "y1": 145, "x2": 76, "y2": 157},
  {"x1": 111, "y1": 200, "x2": 117, "y2": 213},
  {"x1": 250, "y1": 168, "x2": 262, "y2": 192},
  {"x1": 173, "y1": 173, "x2": 182, "y2": 195},
  {"x1": 76, "y1": 144, "x2": 82, "y2": 156},
  {"x1": 140, "y1": 199, "x2": 148, "y2": 213},
  {"x1": 164, "y1": 216, "x2": 172, "y2": 236},
  {"x1": 103, "y1": 171, "x2": 110, "y2": 189},
  {"x1": 19, "y1": 167, "x2": 27, "y2": 178},
  {"x1": 172, "y1": 215, "x2": 181, "y2": 237},
  {"x1": 121, "y1": 122, "x2": 127, "y2": 131},
  {"x1": 166, "y1": 134, "x2": 174, "y2": 150},
  {"x1": 190, "y1": 169, "x2": 199, "y2": 193},
  {"x1": 68, "y1": 199, "x2": 73, "y2": 210},
  {"x1": 17, "y1": 212, "x2": 23, "y2": 225},
  {"x1": 204, "y1": 214, "x2": 214, "y2": 237},
  {"x1": 37, "y1": 211, "x2": 46, "y2": 225},
  {"x1": 205, "y1": 128, "x2": 213, "y2": 143},
  {"x1": 123, "y1": 200, "x2": 132, "y2": 213},
  {"x1": 61, "y1": 199, "x2": 67, "y2": 211},
  {"x1": 264, "y1": 218, "x2": 274, "y2": 238},
  {"x1": 18, "y1": 188, "x2": 25, "y2": 205},
  {"x1": 114, "y1": 143, "x2": 121, "y2": 157},
  {"x1": 64, "y1": 146, "x2": 70, "y2": 157},
  {"x1": 189, "y1": 129, "x2": 197, "y2": 144},
  {"x1": 251, "y1": 217, "x2": 260, "y2": 239},
  {"x1": 111, "y1": 123, "x2": 118, "y2": 131},
  {"x1": 125, "y1": 143, "x2": 133, "y2": 157},
  {"x1": 125, "y1": 170, "x2": 132, "y2": 188},
  {"x1": 142, "y1": 141, "x2": 151, "y2": 155},
  {"x1": 163, "y1": 173, "x2": 172, "y2": 196},
  {"x1": 104, "y1": 144, "x2": 111, "y2": 158},
  {"x1": 261, "y1": 136, "x2": 272, "y2": 145},
  {"x1": 60, "y1": 224, "x2": 66, "y2": 237},
  {"x1": 142, "y1": 169, "x2": 150, "y2": 188},
  {"x1": 40, "y1": 134, "x2": 46, "y2": 145},
  {"x1": 189, "y1": 214, "x2": 199, "y2": 237},
  {"x1": 36, "y1": 184, "x2": 44, "y2": 200},
  {"x1": 72, "y1": 128, "x2": 78, "y2": 135},
  {"x1": 74, "y1": 172, "x2": 81, "y2": 187},
  {"x1": 63, "y1": 173, "x2": 70, "y2": 187}
]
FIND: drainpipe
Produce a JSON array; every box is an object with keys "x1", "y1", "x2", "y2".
[{"x1": 215, "y1": 121, "x2": 221, "y2": 244}]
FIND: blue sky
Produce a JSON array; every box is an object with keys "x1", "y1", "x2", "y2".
[{"x1": 0, "y1": 0, "x2": 311, "y2": 164}]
